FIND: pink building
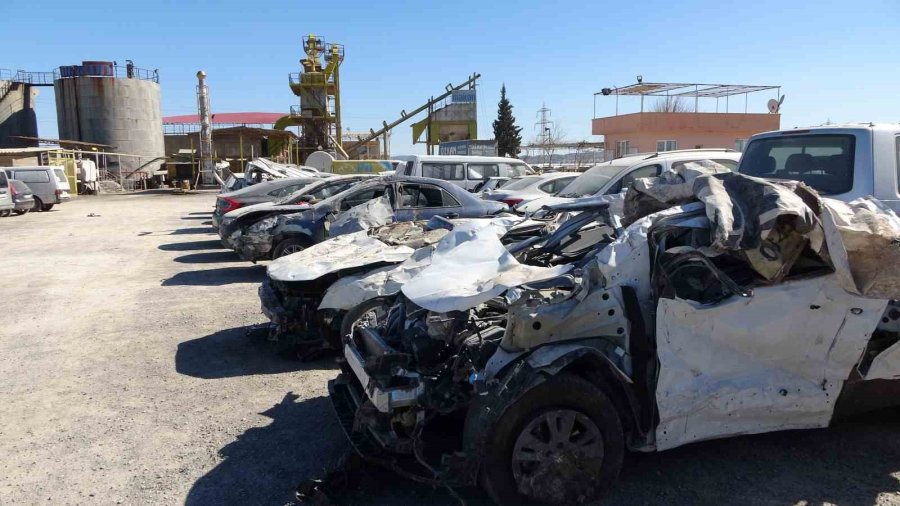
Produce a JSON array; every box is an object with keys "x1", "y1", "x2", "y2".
[{"x1": 592, "y1": 82, "x2": 782, "y2": 157}]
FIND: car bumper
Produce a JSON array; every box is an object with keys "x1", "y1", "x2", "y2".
[{"x1": 14, "y1": 198, "x2": 34, "y2": 210}]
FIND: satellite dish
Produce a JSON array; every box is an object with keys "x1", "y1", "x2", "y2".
[{"x1": 768, "y1": 94, "x2": 785, "y2": 113}]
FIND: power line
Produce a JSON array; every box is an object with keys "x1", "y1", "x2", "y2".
[{"x1": 534, "y1": 103, "x2": 553, "y2": 166}]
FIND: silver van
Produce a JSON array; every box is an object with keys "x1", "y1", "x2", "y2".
[
  {"x1": 5, "y1": 166, "x2": 72, "y2": 211},
  {"x1": 396, "y1": 155, "x2": 532, "y2": 191}
]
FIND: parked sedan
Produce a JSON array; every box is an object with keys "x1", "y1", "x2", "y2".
[
  {"x1": 481, "y1": 171, "x2": 579, "y2": 208},
  {"x1": 217, "y1": 174, "x2": 377, "y2": 237},
  {"x1": 212, "y1": 176, "x2": 320, "y2": 230},
  {"x1": 222, "y1": 175, "x2": 508, "y2": 261},
  {"x1": 9, "y1": 179, "x2": 34, "y2": 215}
]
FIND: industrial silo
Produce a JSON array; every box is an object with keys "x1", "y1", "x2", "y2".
[{"x1": 54, "y1": 61, "x2": 165, "y2": 177}]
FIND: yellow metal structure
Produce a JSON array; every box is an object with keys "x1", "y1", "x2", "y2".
[
  {"x1": 330, "y1": 159, "x2": 393, "y2": 175},
  {"x1": 45, "y1": 149, "x2": 78, "y2": 197},
  {"x1": 275, "y1": 34, "x2": 344, "y2": 163}
]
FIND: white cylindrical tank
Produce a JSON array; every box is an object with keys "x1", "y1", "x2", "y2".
[{"x1": 55, "y1": 61, "x2": 165, "y2": 176}]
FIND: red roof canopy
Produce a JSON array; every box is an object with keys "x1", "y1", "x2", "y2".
[{"x1": 162, "y1": 112, "x2": 284, "y2": 125}]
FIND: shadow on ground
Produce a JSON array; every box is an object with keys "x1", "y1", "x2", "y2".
[
  {"x1": 162, "y1": 266, "x2": 265, "y2": 286},
  {"x1": 182, "y1": 216, "x2": 212, "y2": 220},
  {"x1": 170, "y1": 227, "x2": 216, "y2": 235},
  {"x1": 203, "y1": 405, "x2": 900, "y2": 505},
  {"x1": 186, "y1": 393, "x2": 349, "y2": 506},
  {"x1": 158, "y1": 240, "x2": 225, "y2": 252},
  {"x1": 188, "y1": 212, "x2": 213, "y2": 216},
  {"x1": 174, "y1": 251, "x2": 242, "y2": 264},
  {"x1": 175, "y1": 325, "x2": 334, "y2": 379}
]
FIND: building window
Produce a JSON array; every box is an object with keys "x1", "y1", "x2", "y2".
[
  {"x1": 656, "y1": 140, "x2": 677, "y2": 152},
  {"x1": 735, "y1": 139, "x2": 747, "y2": 152},
  {"x1": 616, "y1": 140, "x2": 631, "y2": 158}
]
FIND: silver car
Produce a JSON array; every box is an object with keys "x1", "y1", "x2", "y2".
[{"x1": 481, "y1": 171, "x2": 579, "y2": 208}]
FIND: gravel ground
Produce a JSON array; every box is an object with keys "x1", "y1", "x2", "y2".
[{"x1": 0, "y1": 191, "x2": 899, "y2": 505}]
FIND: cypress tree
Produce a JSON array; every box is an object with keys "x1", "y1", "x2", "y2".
[{"x1": 492, "y1": 84, "x2": 523, "y2": 157}]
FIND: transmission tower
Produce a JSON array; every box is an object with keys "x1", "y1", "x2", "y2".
[{"x1": 535, "y1": 103, "x2": 554, "y2": 167}]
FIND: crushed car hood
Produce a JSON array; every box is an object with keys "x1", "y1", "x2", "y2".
[
  {"x1": 320, "y1": 216, "x2": 543, "y2": 311},
  {"x1": 401, "y1": 221, "x2": 572, "y2": 313},
  {"x1": 268, "y1": 229, "x2": 419, "y2": 283}
]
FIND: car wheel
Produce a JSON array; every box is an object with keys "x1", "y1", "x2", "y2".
[
  {"x1": 339, "y1": 297, "x2": 393, "y2": 343},
  {"x1": 480, "y1": 373, "x2": 624, "y2": 505},
  {"x1": 13, "y1": 209, "x2": 28, "y2": 215},
  {"x1": 32, "y1": 197, "x2": 43, "y2": 212},
  {"x1": 41, "y1": 204, "x2": 54, "y2": 212},
  {"x1": 272, "y1": 237, "x2": 308, "y2": 259},
  {"x1": 0, "y1": 210, "x2": 10, "y2": 217}
]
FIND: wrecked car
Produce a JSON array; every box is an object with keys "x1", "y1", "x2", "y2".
[
  {"x1": 259, "y1": 216, "x2": 549, "y2": 358},
  {"x1": 223, "y1": 175, "x2": 508, "y2": 261},
  {"x1": 328, "y1": 169, "x2": 900, "y2": 505},
  {"x1": 216, "y1": 174, "x2": 376, "y2": 235}
]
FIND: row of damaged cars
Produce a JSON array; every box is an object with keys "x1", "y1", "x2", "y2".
[
  {"x1": 215, "y1": 174, "x2": 507, "y2": 261},
  {"x1": 245, "y1": 156, "x2": 900, "y2": 504},
  {"x1": 223, "y1": 126, "x2": 900, "y2": 503}
]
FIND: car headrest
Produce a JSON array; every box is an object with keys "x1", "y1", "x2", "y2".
[{"x1": 784, "y1": 153, "x2": 814, "y2": 174}]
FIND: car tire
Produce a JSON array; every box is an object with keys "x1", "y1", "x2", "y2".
[
  {"x1": 339, "y1": 297, "x2": 393, "y2": 344},
  {"x1": 480, "y1": 373, "x2": 624, "y2": 505},
  {"x1": 13, "y1": 209, "x2": 28, "y2": 215},
  {"x1": 272, "y1": 237, "x2": 309, "y2": 259},
  {"x1": 32, "y1": 197, "x2": 43, "y2": 212},
  {"x1": 0, "y1": 210, "x2": 10, "y2": 217},
  {"x1": 42, "y1": 204, "x2": 54, "y2": 212}
]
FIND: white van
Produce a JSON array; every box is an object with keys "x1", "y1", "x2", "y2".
[
  {"x1": 5, "y1": 166, "x2": 72, "y2": 211},
  {"x1": 396, "y1": 155, "x2": 532, "y2": 191}
]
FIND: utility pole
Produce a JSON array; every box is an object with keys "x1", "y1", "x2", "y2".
[
  {"x1": 196, "y1": 70, "x2": 216, "y2": 186},
  {"x1": 535, "y1": 104, "x2": 553, "y2": 167}
]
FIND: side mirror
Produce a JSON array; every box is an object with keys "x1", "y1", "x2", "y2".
[{"x1": 297, "y1": 194, "x2": 314, "y2": 203}]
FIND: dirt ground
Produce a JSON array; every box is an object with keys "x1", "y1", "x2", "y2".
[{"x1": 1, "y1": 191, "x2": 899, "y2": 506}]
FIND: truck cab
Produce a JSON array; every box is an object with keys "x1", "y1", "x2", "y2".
[{"x1": 736, "y1": 123, "x2": 900, "y2": 211}]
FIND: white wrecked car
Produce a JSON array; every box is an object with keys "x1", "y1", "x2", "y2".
[
  {"x1": 259, "y1": 216, "x2": 548, "y2": 358},
  {"x1": 328, "y1": 170, "x2": 900, "y2": 505}
]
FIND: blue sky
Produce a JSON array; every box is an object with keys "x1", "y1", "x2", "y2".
[{"x1": 3, "y1": 0, "x2": 899, "y2": 155}]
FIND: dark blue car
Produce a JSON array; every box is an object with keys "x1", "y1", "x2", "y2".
[{"x1": 224, "y1": 175, "x2": 508, "y2": 261}]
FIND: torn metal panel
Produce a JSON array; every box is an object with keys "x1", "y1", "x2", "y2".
[
  {"x1": 329, "y1": 196, "x2": 395, "y2": 236},
  {"x1": 654, "y1": 274, "x2": 886, "y2": 451},
  {"x1": 623, "y1": 160, "x2": 731, "y2": 225},
  {"x1": 400, "y1": 221, "x2": 572, "y2": 313},
  {"x1": 267, "y1": 230, "x2": 416, "y2": 282},
  {"x1": 318, "y1": 246, "x2": 434, "y2": 311},
  {"x1": 596, "y1": 202, "x2": 706, "y2": 318},
  {"x1": 503, "y1": 277, "x2": 631, "y2": 357},
  {"x1": 866, "y1": 340, "x2": 900, "y2": 380},
  {"x1": 821, "y1": 197, "x2": 900, "y2": 299}
]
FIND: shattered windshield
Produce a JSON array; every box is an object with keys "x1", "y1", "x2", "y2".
[
  {"x1": 557, "y1": 165, "x2": 629, "y2": 197},
  {"x1": 275, "y1": 182, "x2": 320, "y2": 205},
  {"x1": 738, "y1": 134, "x2": 855, "y2": 195}
]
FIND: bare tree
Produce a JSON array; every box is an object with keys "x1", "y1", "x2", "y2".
[
  {"x1": 533, "y1": 123, "x2": 568, "y2": 166},
  {"x1": 651, "y1": 96, "x2": 692, "y2": 112}
]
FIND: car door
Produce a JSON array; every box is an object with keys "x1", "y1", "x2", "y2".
[
  {"x1": 652, "y1": 255, "x2": 886, "y2": 451},
  {"x1": 393, "y1": 182, "x2": 463, "y2": 221},
  {"x1": 603, "y1": 164, "x2": 661, "y2": 194}
]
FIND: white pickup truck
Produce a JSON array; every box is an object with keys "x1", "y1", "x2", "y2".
[{"x1": 736, "y1": 123, "x2": 900, "y2": 211}]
